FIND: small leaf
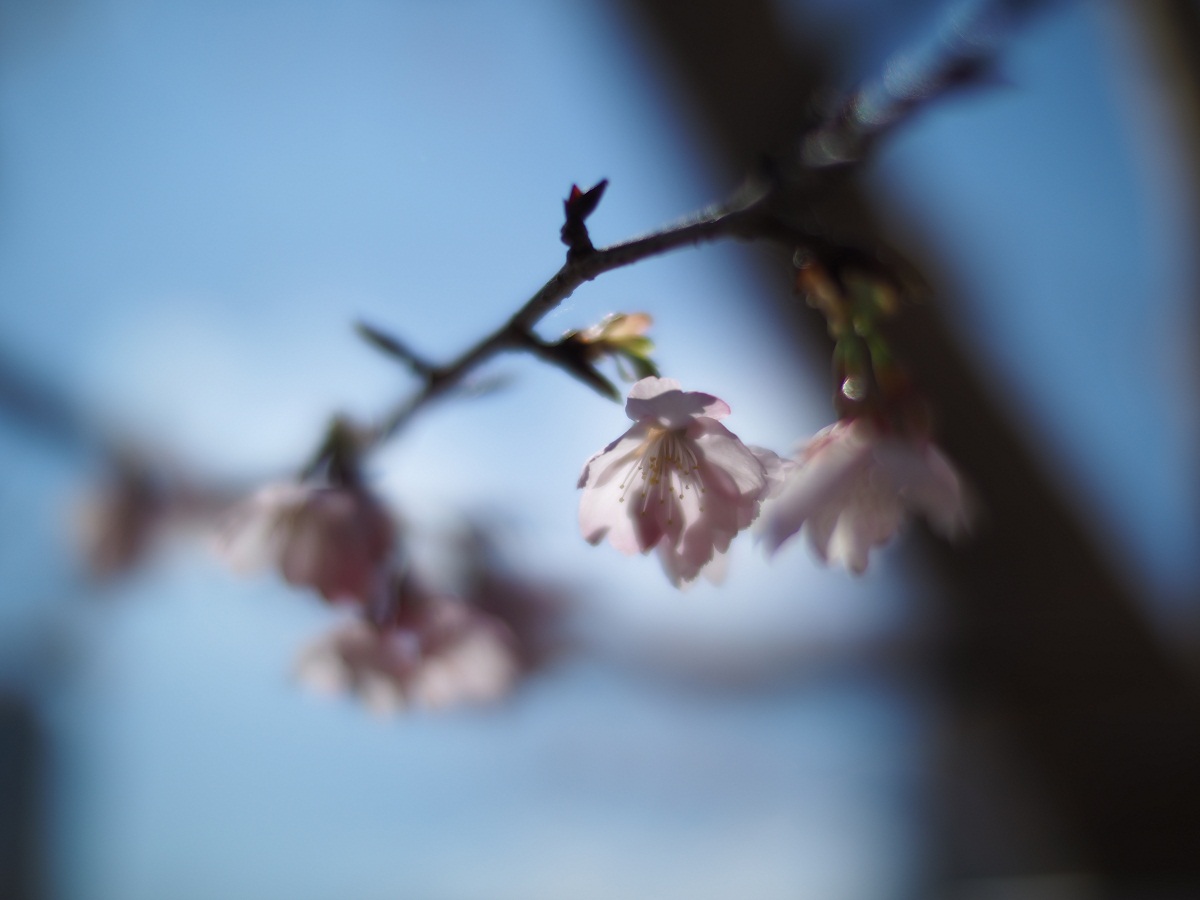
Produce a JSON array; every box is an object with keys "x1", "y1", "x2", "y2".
[{"x1": 629, "y1": 355, "x2": 660, "y2": 381}]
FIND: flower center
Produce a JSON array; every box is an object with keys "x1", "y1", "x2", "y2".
[{"x1": 617, "y1": 428, "x2": 705, "y2": 518}]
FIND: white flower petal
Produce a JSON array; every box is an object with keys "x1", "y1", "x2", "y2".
[
  {"x1": 762, "y1": 424, "x2": 873, "y2": 551},
  {"x1": 576, "y1": 422, "x2": 653, "y2": 490},
  {"x1": 689, "y1": 419, "x2": 769, "y2": 499},
  {"x1": 578, "y1": 423, "x2": 665, "y2": 553},
  {"x1": 804, "y1": 505, "x2": 840, "y2": 564},
  {"x1": 827, "y1": 514, "x2": 872, "y2": 575},
  {"x1": 625, "y1": 376, "x2": 730, "y2": 427},
  {"x1": 750, "y1": 445, "x2": 796, "y2": 499},
  {"x1": 627, "y1": 375, "x2": 681, "y2": 401},
  {"x1": 877, "y1": 441, "x2": 969, "y2": 537}
]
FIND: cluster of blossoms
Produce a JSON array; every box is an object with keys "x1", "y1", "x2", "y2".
[
  {"x1": 69, "y1": 179, "x2": 974, "y2": 720},
  {"x1": 294, "y1": 590, "x2": 519, "y2": 714},
  {"x1": 210, "y1": 291, "x2": 969, "y2": 716},
  {"x1": 577, "y1": 251, "x2": 970, "y2": 584},
  {"x1": 188, "y1": 219, "x2": 970, "y2": 714},
  {"x1": 219, "y1": 481, "x2": 396, "y2": 609},
  {"x1": 578, "y1": 375, "x2": 968, "y2": 584},
  {"x1": 200, "y1": 270, "x2": 969, "y2": 717},
  {"x1": 215, "y1": 466, "x2": 538, "y2": 714}
]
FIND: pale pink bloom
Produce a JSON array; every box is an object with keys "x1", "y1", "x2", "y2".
[
  {"x1": 457, "y1": 524, "x2": 572, "y2": 671},
  {"x1": 760, "y1": 418, "x2": 968, "y2": 573},
  {"x1": 217, "y1": 481, "x2": 396, "y2": 606},
  {"x1": 578, "y1": 376, "x2": 780, "y2": 586},
  {"x1": 74, "y1": 466, "x2": 166, "y2": 579},
  {"x1": 295, "y1": 598, "x2": 520, "y2": 714}
]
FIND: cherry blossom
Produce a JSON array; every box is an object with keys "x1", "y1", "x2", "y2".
[
  {"x1": 760, "y1": 418, "x2": 968, "y2": 573},
  {"x1": 578, "y1": 376, "x2": 780, "y2": 586},
  {"x1": 294, "y1": 597, "x2": 520, "y2": 714},
  {"x1": 217, "y1": 481, "x2": 396, "y2": 606}
]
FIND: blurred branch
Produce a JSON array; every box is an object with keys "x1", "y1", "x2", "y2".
[
  {"x1": 797, "y1": 0, "x2": 1042, "y2": 170},
  {"x1": 0, "y1": 344, "x2": 101, "y2": 453},
  {"x1": 1126, "y1": 1, "x2": 1200, "y2": 154},
  {"x1": 621, "y1": 0, "x2": 1200, "y2": 883}
]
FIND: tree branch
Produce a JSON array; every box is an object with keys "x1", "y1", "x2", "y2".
[
  {"x1": 337, "y1": 0, "x2": 1029, "y2": 462},
  {"x1": 352, "y1": 196, "x2": 769, "y2": 449}
]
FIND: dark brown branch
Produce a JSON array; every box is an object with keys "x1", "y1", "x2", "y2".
[{"x1": 355, "y1": 198, "x2": 768, "y2": 447}]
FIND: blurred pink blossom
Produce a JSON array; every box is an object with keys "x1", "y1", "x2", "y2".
[
  {"x1": 217, "y1": 481, "x2": 396, "y2": 606},
  {"x1": 295, "y1": 597, "x2": 520, "y2": 714},
  {"x1": 760, "y1": 418, "x2": 969, "y2": 573},
  {"x1": 74, "y1": 463, "x2": 167, "y2": 579},
  {"x1": 74, "y1": 459, "x2": 239, "y2": 580},
  {"x1": 578, "y1": 376, "x2": 781, "y2": 586},
  {"x1": 457, "y1": 523, "x2": 574, "y2": 671}
]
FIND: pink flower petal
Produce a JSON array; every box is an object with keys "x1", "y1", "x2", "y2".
[
  {"x1": 760, "y1": 419, "x2": 969, "y2": 572},
  {"x1": 295, "y1": 599, "x2": 520, "y2": 714}
]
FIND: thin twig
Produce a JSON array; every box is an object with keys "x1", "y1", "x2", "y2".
[
  {"x1": 354, "y1": 322, "x2": 438, "y2": 377},
  {"x1": 356, "y1": 197, "x2": 771, "y2": 448}
]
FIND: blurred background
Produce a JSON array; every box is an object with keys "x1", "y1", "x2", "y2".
[{"x1": 1, "y1": 0, "x2": 1198, "y2": 897}]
